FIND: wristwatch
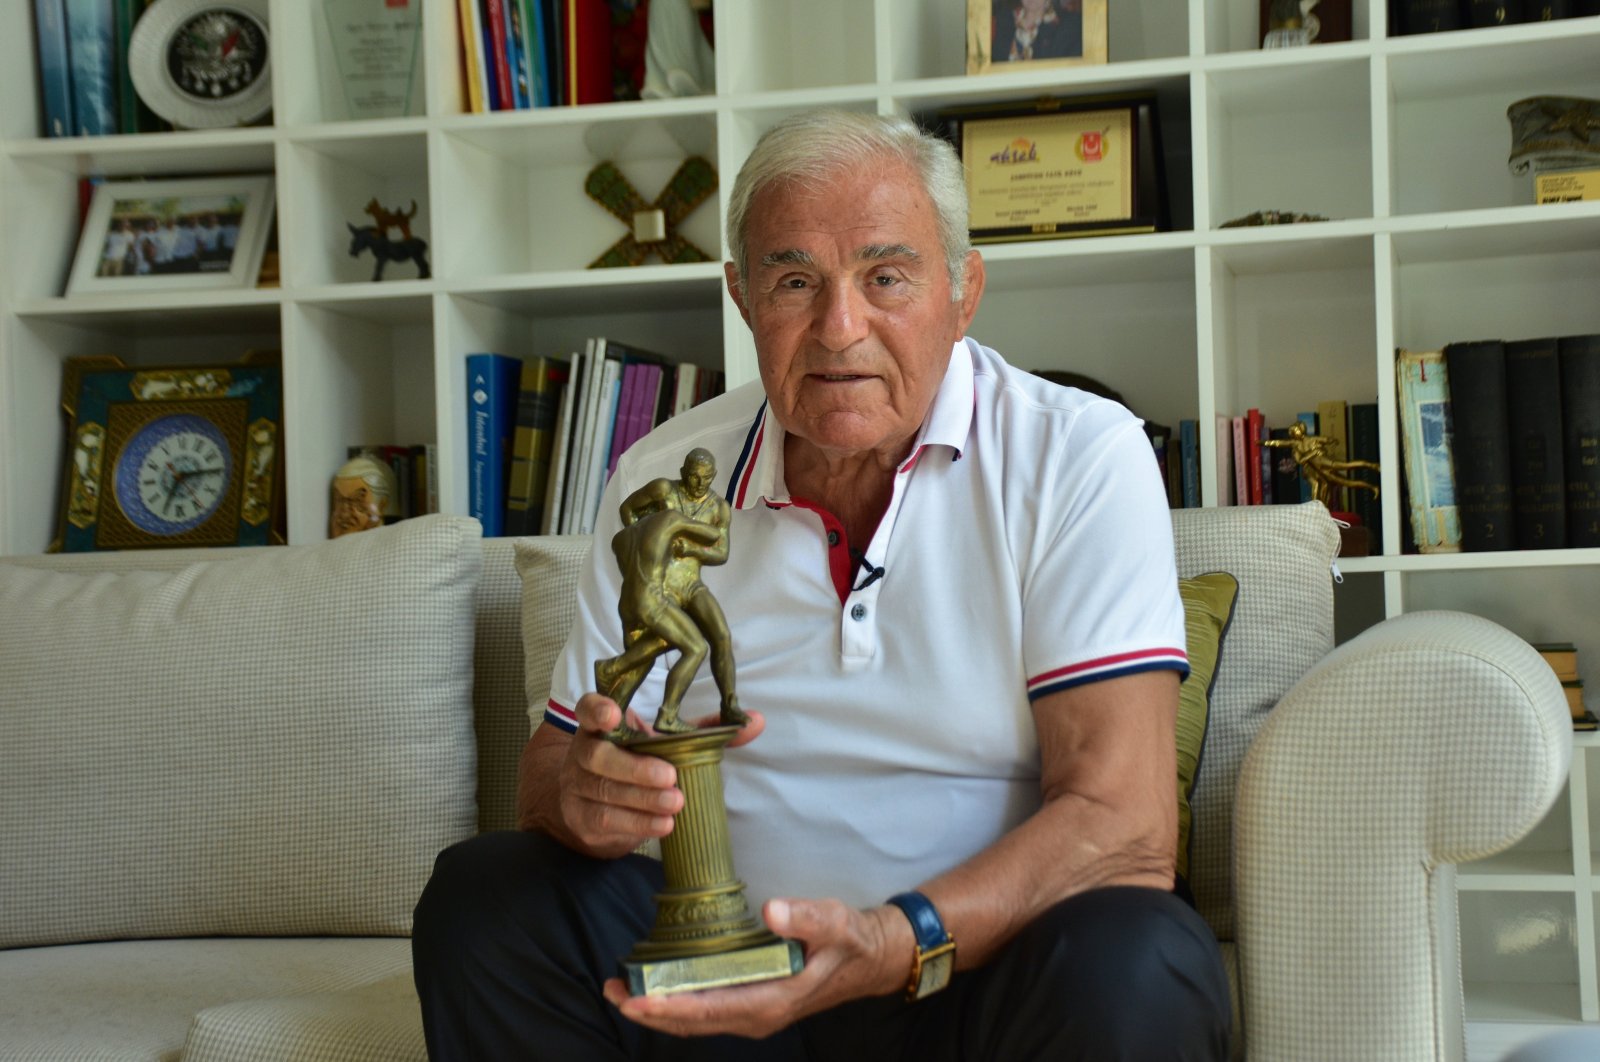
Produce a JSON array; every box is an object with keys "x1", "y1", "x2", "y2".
[{"x1": 886, "y1": 891, "x2": 956, "y2": 1001}]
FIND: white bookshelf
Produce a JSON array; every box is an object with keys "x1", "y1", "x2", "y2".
[{"x1": 2, "y1": 0, "x2": 1599, "y2": 1038}]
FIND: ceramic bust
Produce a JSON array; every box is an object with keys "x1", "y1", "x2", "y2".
[{"x1": 330, "y1": 451, "x2": 397, "y2": 538}]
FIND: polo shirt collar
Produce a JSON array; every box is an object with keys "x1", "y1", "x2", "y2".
[{"x1": 725, "y1": 340, "x2": 975, "y2": 512}]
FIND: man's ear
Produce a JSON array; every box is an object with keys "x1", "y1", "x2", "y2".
[
  {"x1": 956, "y1": 250, "x2": 986, "y2": 334},
  {"x1": 724, "y1": 262, "x2": 752, "y2": 328}
]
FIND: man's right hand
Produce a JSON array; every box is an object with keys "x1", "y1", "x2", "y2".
[
  {"x1": 519, "y1": 693, "x2": 766, "y2": 860},
  {"x1": 548, "y1": 693, "x2": 685, "y2": 859}
]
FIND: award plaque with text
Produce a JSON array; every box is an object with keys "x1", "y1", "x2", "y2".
[
  {"x1": 938, "y1": 95, "x2": 1168, "y2": 244},
  {"x1": 321, "y1": 0, "x2": 423, "y2": 121}
]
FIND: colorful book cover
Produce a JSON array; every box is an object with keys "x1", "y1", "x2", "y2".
[
  {"x1": 64, "y1": 0, "x2": 117, "y2": 136},
  {"x1": 457, "y1": 0, "x2": 487, "y2": 112},
  {"x1": 581, "y1": 356, "x2": 623, "y2": 534},
  {"x1": 563, "y1": 339, "x2": 606, "y2": 535},
  {"x1": 1395, "y1": 349, "x2": 1461, "y2": 553},
  {"x1": 478, "y1": 0, "x2": 507, "y2": 109},
  {"x1": 466, "y1": 352, "x2": 522, "y2": 536},
  {"x1": 501, "y1": 0, "x2": 531, "y2": 109},
  {"x1": 34, "y1": 0, "x2": 74, "y2": 137},
  {"x1": 1214, "y1": 414, "x2": 1233, "y2": 506},
  {"x1": 520, "y1": 0, "x2": 551, "y2": 106},
  {"x1": 505, "y1": 355, "x2": 568, "y2": 535},
  {"x1": 563, "y1": 0, "x2": 612, "y2": 105},
  {"x1": 1232, "y1": 415, "x2": 1248, "y2": 506},
  {"x1": 1245, "y1": 408, "x2": 1264, "y2": 505}
]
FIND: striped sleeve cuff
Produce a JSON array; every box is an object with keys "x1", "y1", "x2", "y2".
[
  {"x1": 543, "y1": 698, "x2": 579, "y2": 733},
  {"x1": 1027, "y1": 648, "x2": 1190, "y2": 701}
]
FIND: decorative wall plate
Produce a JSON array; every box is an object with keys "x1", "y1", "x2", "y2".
[{"x1": 128, "y1": 0, "x2": 272, "y2": 129}]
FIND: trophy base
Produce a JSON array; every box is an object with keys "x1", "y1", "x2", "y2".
[{"x1": 622, "y1": 937, "x2": 804, "y2": 997}]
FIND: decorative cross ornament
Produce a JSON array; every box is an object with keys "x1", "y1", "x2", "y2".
[{"x1": 584, "y1": 156, "x2": 717, "y2": 268}]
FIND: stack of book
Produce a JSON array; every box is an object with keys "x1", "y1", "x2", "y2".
[
  {"x1": 32, "y1": 0, "x2": 168, "y2": 137},
  {"x1": 457, "y1": 0, "x2": 684, "y2": 111},
  {"x1": 467, "y1": 341, "x2": 724, "y2": 538},
  {"x1": 1534, "y1": 641, "x2": 1595, "y2": 731},
  {"x1": 1396, "y1": 335, "x2": 1600, "y2": 554}
]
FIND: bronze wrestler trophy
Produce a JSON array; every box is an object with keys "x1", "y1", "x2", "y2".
[{"x1": 596, "y1": 448, "x2": 803, "y2": 996}]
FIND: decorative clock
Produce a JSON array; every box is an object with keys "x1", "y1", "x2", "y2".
[
  {"x1": 53, "y1": 352, "x2": 284, "y2": 553},
  {"x1": 127, "y1": 0, "x2": 273, "y2": 130}
]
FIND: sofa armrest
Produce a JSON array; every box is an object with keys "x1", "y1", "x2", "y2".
[{"x1": 1234, "y1": 609, "x2": 1571, "y2": 1062}]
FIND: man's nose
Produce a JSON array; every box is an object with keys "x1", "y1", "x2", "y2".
[{"x1": 811, "y1": 279, "x2": 870, "y2": 352}]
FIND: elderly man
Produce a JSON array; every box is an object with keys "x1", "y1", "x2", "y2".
[{"x1": 413, "y1": 110, "x2": 1230, "y2": 1060}]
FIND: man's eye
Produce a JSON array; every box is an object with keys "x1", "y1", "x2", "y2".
[
  {"x1": 780, "y1": 277, "x2": 809, "y2": 289},
  {"x1": 871, "y1": 274, "x2": 898, "y2": 287}
]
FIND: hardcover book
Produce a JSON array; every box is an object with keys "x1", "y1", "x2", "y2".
[
  {"x1": 1444, "y1": 340, "x2": 1516, "y2": 551},
  {"x1": 542, "y1": 348, "x2": 584, "y2": 535},
  {"x1": 1504, "y1": 337, "x2": 1566, "y2": 549},
  {"x1": 1393, "y1": 0, "x2": 1464, "y2": 33},
  {"x1": 1179, "y1": 419, "x2": 1200, "y2": 509},
  {"x1": 1559, "y1": 334, "x2": 1600, "y2": 548},
  {"x1": 34, "y1": 0, "x2": 73, "y2": 137},
  {"x1": 457, "y1": 0, "x2": 488, "y2": 112},
  {"x1": 1347, "y1": 403, "x2": 1382, "y2": 551},
  {"x1": 1214, "y1": 414, "x2": 1234, "y2": 506},
  {"x1": 505, "y1": 355, "x2": 569, "y2": 536},
  {"x1": 466, "y1": 352, "x2": 522, "y2": 536},
  {"x1": 65, "y1": 0, "x2": 117, "y2": 136},
  {"x1": 1396, "y1": 349, "x2": 1462, "y2": 553}
]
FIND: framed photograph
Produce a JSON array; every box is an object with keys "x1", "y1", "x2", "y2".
[
  {"x1": 66, "y1": 176, "x2": 276, "y2": 296},
  {"x1": 934, "y1": 93, "x2": 1168, "y2": 243},
  {"x1": 967, "y1": 0, "x2": 1109, "y2": 75}
]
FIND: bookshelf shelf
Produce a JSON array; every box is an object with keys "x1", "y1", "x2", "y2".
[{"x1": 3, "y1": 2, "x2": 1600, "y2": 1043}]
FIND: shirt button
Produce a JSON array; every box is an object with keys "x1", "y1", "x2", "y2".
[
  {"x1": 851, "y1": 604, "x2": 867, "y2": 621},
  {"x1": 827, "y1": 530, "x2": 839, "y2": 547}
]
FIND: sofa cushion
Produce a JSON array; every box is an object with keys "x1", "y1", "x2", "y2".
[
  {"x1": 1171, "y1": 502, "x2": 1339, "y2": 940},
  {"x1": 475, "y1": 538, "x2": 539, "y2": 832},
  {"x1": 0, "y1": 937, "x2": 411, "y2": 1062},
  {"x1": 183, "y1": 971, "x2": 424, "y2": 1062},
  {"x1": 0, "y1": 515, "x2": 482, "y2": 948},
  {"x1": 513, "y1": 536, "x2": 596, "y2": 740},
  {"x1": 1175, "y1": 572, "x2": 1239, "y2": 886}
]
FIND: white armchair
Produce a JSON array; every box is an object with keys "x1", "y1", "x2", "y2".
[{"x1": 1172, "y1": 503, "x2": 1571, "y2": 1060}]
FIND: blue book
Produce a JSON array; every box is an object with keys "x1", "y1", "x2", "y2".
[
  {"x1": 1179, "y1": 419, "x2": 1200, "y2": 509},
  {"x1": 64, "y1": 0, "x2": 117, "y2": 136},
  {"x1": 504, "y1": 0, "x2": 531, "y2": 108},
  {"x1": 35, "y1": 0, "x2": 74, "y2": 137},
  {"x1": 467, "y1": 352, "x2": 522, "y2": 536},
  {"x1": 522, "y1": 0, "x2": 551, "y2": 106}
]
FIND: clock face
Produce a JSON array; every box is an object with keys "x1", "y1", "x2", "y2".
[
  {"x1": 167, "y1": 10, "x2": 268, "y2": 102},
  {"x1": 113, "y1": 413, "x2": 234, "y2": 536}
]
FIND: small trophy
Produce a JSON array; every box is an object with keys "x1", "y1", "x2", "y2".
[{"x1": 596, "y1": 448, "x2": 803, "y2": 996}]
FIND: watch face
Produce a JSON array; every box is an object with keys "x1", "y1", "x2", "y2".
[
  {"x1": 168, "y1": 10, "x2": 268, "y2": 101},
  {"x1": 920, "y1": 949, "x2": 955, "y2": 998},
  {"x1": 114, "y1": 413, "x2": 234, "y2": 536}
]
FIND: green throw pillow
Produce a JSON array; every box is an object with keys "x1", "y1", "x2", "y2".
[{"x1": 1175, "y1": 572, "x2": 1240, "y2": 887}]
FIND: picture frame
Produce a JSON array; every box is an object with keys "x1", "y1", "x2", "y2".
[
  {"x1": 319, "y1": 0, "x2": 423, "y2": 121},
  {"x1": 933, "y1": 93, "x2": 1168, "y2": 244},
  {"x1": 966, "y1": 0, "x2": 1109, "y2": 76},
  {"x1": 66, "y1": 176, "x2": 276, "y2": 296},
  {"x1": 53, "y1": 350, "x2": 285, "y2": 553}
]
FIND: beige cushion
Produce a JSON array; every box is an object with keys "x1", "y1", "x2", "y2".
[
  {"x1": 0, "y1": 515, "x2": 482, "y2": 948},
  {"x1": 513, "y1": 536, "x2": 596, "y2": 740},
  {"x1": 0, "y1": 937, "x2": 412, "y2": 1062}
]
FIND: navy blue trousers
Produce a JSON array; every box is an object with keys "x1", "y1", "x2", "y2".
[{"x1": 412, "y1": 831, "x2": 1230, "y2": 1061}]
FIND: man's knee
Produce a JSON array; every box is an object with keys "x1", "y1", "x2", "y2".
[{"x1": 1006, "y1": 886, "x2": 1230, "y2": 1053}]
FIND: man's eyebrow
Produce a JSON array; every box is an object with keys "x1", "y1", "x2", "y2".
[
  {"x1": 760, "y1": 249, "x2": 815, "y2": 269},
  {"x1": 858, "y1": 243, "x2": 919, "y2": 262}
]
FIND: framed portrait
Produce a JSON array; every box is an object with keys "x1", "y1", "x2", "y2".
[
  {"x1": 967, "y1": 0, "x2": 1109, "y2": 76},
  {"x1": 66, "y1": 175, "x2": 276, "y2": 296},
  {"x1": 934, "y1": 93, "x2": 1168, "y2": 243}
]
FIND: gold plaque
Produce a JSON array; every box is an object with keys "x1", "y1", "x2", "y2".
[
  {"x1": 1536, "y1": 169, "x2": 1600, "y2": 205},
  {"x1": 938, "y1": 95, "x2": 1168, "y2": 244}
]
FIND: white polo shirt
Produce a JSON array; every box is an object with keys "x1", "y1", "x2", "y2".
[{"x1": 544, "y1": 337, "x2": 1188, "y2": 909}]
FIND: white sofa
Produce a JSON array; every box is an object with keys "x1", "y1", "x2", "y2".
[{"x1": 0, "y1": 503, "x2": 1570, "y2": 1061}]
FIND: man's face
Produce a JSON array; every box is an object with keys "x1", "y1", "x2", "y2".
[
  {"x1": 681, "y1": 459, "x2": 714, "y2": 500},
  {"x1": 726, "y1": 159, "x2": 983, "y2": 466}
]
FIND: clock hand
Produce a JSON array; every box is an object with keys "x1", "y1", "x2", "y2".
[{"x1": 221, "y1": 29, "x2": 240, "y2": 58}]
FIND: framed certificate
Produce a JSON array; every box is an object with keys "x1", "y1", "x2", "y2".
[{"x1": 937, "y1": 94, "x2": 1168, "y2": 243}]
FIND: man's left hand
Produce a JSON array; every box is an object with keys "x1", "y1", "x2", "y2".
[{"x1": 602, "y1": 897, "x2": 911, "y2": 1039}]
